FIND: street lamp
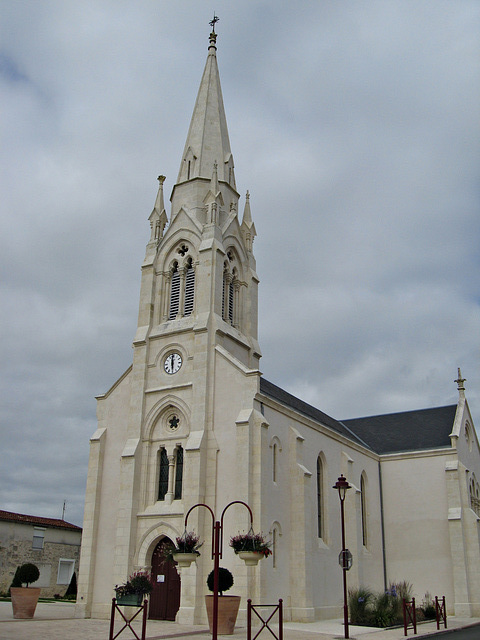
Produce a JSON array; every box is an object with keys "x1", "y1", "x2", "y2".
[
  {"x1": 333, "y1": 474, "x2": 351, "y2": 639},
  {"x1": 184, "y1": 501, "x2": 255, "y2": 640}
]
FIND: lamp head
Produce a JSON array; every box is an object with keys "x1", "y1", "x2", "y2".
[{"x1": 333, "y1": 474, "x2": 351, "y2": 501}]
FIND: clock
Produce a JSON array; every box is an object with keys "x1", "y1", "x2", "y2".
[{"x1": 164, "y1": 352, "x2": 182, "y2": 374}]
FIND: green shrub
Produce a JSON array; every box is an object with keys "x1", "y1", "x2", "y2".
[
  {"x1": 207, "y1": 568, "x2": 234, "y2": 596},
  {"x1": 65, "y1": 572, "x2": 77, "y2": 597},
  {"x1": 15, "y1": 564, "x2": 40, "y2": 587},
  {"x1": 348, "y1": 587, "x2": 374, "y2": 625}
]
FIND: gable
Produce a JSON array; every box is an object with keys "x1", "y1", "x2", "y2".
[{"x1": 342, "y1": 405, "x2": 457, "y2": 454}]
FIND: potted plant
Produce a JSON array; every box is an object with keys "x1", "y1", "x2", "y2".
[
  {"x1": 230, "y1": 530, "x2": 272, "y2": 565},
  {"x1": 10, "y1": 563, "x2": 41, "y2": 619},
  {"x1": 114, "y1": 570, "x2": 154, "y2": 606},
  {"x1": 161, "y1": 531, "x2": 202, "y2": 568},
  {"x1": 205, "y1": 567, "x2": 240, "y2": 635}
]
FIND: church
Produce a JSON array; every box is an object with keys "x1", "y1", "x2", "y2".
[{"x1": 75, "y1": 26, "x2": 480, "y2": 624}]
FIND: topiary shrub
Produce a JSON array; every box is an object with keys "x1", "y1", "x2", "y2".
[
  {"x1": 10, "y1": 567, "x2": 23, "y2": 590},
  {"x1": 16, "y1": 563, "x2": 40, "y2": 587},
  {"x1": 65, "y1": 572, "x2": 77, "y2": 597},
  {"x1": 207, "y1": 567, "x2": 234, "y2": 596}
]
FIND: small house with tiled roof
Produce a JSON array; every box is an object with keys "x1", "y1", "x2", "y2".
[{"x1": 0, "y1": 509, "x2": 82, "y2": 598}]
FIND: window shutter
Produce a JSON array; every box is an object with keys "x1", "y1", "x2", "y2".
[
  {"x1": 184, "y1": 266, "x2": 195, "y2": 316},
  {"x1": 169, "y1": 269, "x2": 180, "y2": 319}
]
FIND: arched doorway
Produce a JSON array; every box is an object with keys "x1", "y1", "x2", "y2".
[{"x1": 149, "y1": 537, "x2": 181, "y2": 620}]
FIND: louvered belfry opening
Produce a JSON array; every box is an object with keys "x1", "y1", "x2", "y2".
[
  {"x1": 169, "y1": 263, "x2": 180, "y2": 320},
  {"x1": 184, "y1": 259, "x2": 195, "y2": 316}
]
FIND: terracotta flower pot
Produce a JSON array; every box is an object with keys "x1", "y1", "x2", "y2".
[
  {"x1": 205, "y1": 594, "x2": 241, "y2": 635},
  {"x1": 11, "y1": 587, "x2": 41, "y2": 619}
]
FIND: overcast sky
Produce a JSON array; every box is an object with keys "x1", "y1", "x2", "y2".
[{"x1": 1, "y1": 1, "x2": 479, "y2": 527}]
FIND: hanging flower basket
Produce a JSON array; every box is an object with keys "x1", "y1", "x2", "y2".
[
  {"x1": 160, "y1": 531, "x2": 202, "y2": 567},
  {"x1": 230, "y1": 530, "x2": 272, "y2": 565},
  {"x1": 237, "y1": 551, "x2": 264, "y2": 566},
  {"x1": 172, "y1": 552, "x2": 199, "y2": 568}
]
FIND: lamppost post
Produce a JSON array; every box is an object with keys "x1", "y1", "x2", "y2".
[
  {"x1": 333, "y1": 474, "x2": 351, "y2": 640},
  {"x1": 184, "y1": 501, "x2": 254, "y2": 640}
]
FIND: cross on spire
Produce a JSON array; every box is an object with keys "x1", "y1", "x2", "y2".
[{"x1": 209, "y1": 13, "x2": 219, "y2": 32}]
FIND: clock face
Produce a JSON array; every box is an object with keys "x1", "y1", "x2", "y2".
[{"x1": 164, "y1": 352, "x2": 182, "y2": 374}]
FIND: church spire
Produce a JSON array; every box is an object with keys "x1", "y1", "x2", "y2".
[{"x1": 173, "y1": 19, "x2": 236, "y2": 194}]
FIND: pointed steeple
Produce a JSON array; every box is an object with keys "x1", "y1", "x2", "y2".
[
  {"x1": 241, "y1": 190, "x2": 256, "y2": 252},
  {"x1": 148, "y1": 175, "x2": 168, "y2": 243},
  {"x1": 172, "y1": 23, "x2": 237, "y2": 214}
]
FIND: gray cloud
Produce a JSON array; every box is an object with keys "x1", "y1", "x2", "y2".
[{"x1": 1, "y1": 1, "x2": 479, "y2": 526}]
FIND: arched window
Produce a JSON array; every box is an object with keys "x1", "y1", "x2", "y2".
[
  {"x1": 174, "y1": 446, "x2": 183, "y2": 499},
  {"x1": 273, "y1": 443, "x2": 278, "y2": 483},
  {"x1": 169, "y1": 262, "x2": 180, "y2": 320},
  {"x1": 184, "y1": 258, "x2": 195, "y2": 316},
  {"x1": 361, "y1": 472, "x2": 368, "y2": 547},
  {"x1": 270, "y1": 522, "x2": 281, "y2": 569},
  {"x1": 222, "y1": 251, "x2": 240, "y2": 327},
  {"x1": 317, "y1": 455, "x2": 324, "y2": 539},
  {"x1": 158, "y1": 448, "x2": 169, "y2": 501},
  {"x1": 272, "y1": 527, "x2": 278, "y2": 568}
]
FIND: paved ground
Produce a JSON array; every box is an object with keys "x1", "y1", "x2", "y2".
[{"x1": 0, "y1": 601, "x2": 479, "y2": 640}]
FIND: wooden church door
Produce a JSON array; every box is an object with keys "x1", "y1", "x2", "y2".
[{"x1": 149, "y1": 538, "x2": 181, "y2": 620}]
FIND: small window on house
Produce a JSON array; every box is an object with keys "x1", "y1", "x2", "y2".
[
  {"x1": 57, "y1": 559, "x2": 75, "y2": 585},
  {"x1": 174, "y1": 446, "x2": 184, "y2": 499},
  {"x1": 32, "y1": 527, "x2": 45, "y2": 550},
  {"x1": 169, "y1": 263, "x2": 180, "y2": 320},
  {"x1": 158, "y1": 448, "x2": 169, "y2": 501}
]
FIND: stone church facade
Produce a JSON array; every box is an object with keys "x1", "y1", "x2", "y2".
[{"x1": 76, "y1": 28, "x2": 480, "y2": 623}]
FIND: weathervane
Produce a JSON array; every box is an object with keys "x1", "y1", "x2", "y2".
[{"x1": 209, "y1": 13, "x2": 219, "y2": 32}]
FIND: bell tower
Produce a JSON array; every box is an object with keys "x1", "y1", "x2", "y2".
[{"x1": 77, "y1": 22, "x2": 263, "y2": 623}]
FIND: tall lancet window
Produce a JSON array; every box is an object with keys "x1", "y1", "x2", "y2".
[
  {"x1": 316, "y1": 455, "x2": 324, "y2": 539},
  {"x1": 222, "y1": 252, "x2": 239, "y2": 326},
  {"x1": 184, "y1": 258, "x2": 195, "y2": 316},
  {"x1": 361, "y1": 472, "x2": 368, "y2": 547},
  {"x1": 169, "y1": 262, "x2": 180, "y2": 320},
  {"x1": 174, "y1": 446, "x2": 183, "y2": 499},
  {"x1": 158, "y1": 448, "x2": 169, "y2": 501}
]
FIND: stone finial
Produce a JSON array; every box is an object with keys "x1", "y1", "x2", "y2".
[{"x1": 455, "y1": 368, "x2": 466, "y2": 395}]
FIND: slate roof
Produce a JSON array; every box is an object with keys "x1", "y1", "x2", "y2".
[
  {"x1": 260, "y1": 378, "x2": 369, "y2": 448},
  {"x1": 0, "y1": 509, "x2": 82, "y2": 532},
  {"x1": 342, "y1": 405, "x2": 457, "y2": 454}
]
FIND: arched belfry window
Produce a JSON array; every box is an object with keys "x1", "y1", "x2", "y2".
[
  {"x1": 167, "y1": 248, "x2": 195, "y2": 321},
  {"x1": 184, "y1": 258, "x2": 195, "y2": 316},
  {"x1": 222, "y1": 250, "x2": 240, "y2": 327},
  {"x1": 169, "y1": 262, "x2": 180, "y2": 320}
]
